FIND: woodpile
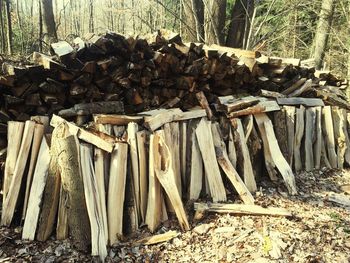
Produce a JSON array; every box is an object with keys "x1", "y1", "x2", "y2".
[{"x1": 0, "y1": 30, "x2": 350, "y2": 261}]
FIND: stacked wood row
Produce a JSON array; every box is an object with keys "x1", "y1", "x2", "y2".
[{"x1": 0, "y1": 30, "x2": 348, "y2": 159}]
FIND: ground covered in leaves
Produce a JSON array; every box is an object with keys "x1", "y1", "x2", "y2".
[{"x1": 1, "y1": 169, "x2": 350, "y2": 262}]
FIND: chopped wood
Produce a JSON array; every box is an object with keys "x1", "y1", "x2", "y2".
[
  {"x1": 255, "y1": 113, "x2": 297, "y2": 195},
  {"x1": 281, "y1": 78, "x2": 307, "y2": 95},
  {"x1": 211, "y1": 123, "x2": 255, "y2": 205},
  {"x1": 3, "y1": 122, "x2": 24, "y2": 203},
  {"x1": 195, "y1": 118, "x2": 227, "y2": 202},
  {"x1": 196, "y1": 91, "x2": 213, "y2": 120},
  {"x1": 294, "y1": 106, "x2": 305, "y2": 172},
  {"x1": 277, "y1": 98, "x2": 325, "y2": 107},
  {"x1": 135, "y1": 231, "x2": 179, "y2": 245},
  {"x1": 332, "y1": 107, "x2": 347, "y2": 169},
  {"x1": 341, "y1": 109, "x2": 350, "y2": 166},
  {"x1": 274, "y1": 108, "x2": 289, "y2": 162},
  {"x1": 304, "y1": 108, "x2": 316, "y2": 171},
  {"x1": 153, "y1": 131, "x2": 190, "y2": 231},
  {"x1": 22, "y1": 136, "x2": 50, "y2": 240},
  {"x1": 58, "y1": 101, "x2": 124, "y2": 117},
  {"x1": 194, "y1": 203, "x2": 292, "y2": 217},
  {"x1": 314, "y1": 107, "x2": 322, "y2": 169},
  {"x1": 231, "y1": 118, "x2": 257, "y2": 192},
  {"x1": 227, "y1": 127, "x2": 237, "y2": 169},
  {"x1": 259, "y1": 89, "x2": 286, "y2": 99},
  {"x1": 1, "y1": 121, "x2": 35, "y2": 226},
  {"x1": 56, "y1": 186, "x2": 68, "y2": 240},
  {"x1": 93, "y1": 114, "x2": 143, "y2": 125},
  {"x1": 208, "y1": 44, "x2": 261, "y2": 59},
  {"x1": 142, "y1": 108, "x2": 183, "y2": 131},
  {"x1": 136, "y1": 131, "x2": 148, "y2": 222},
  {"x1": 108, "y1": 143, "x2": 128, "y2": 245},
  {"x1": 284, "y1": 106, "x2": 295, "y2": 166},
  {"x1": 51, "y1": 114, "x2": 115, "y2": 152},
  {"x1": 228, "y1": 101, "x2": 280, "y2": 118},
  {"x1": 322, "y1": 106, "x2": 337, "y2": 168}
]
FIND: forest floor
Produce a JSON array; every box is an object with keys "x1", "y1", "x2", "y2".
[{"x1": 0, "y1": 169, "x2": 350, "y2": 263}]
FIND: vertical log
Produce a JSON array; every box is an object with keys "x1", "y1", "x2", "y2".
[
  {"x1": 294, "y1": 106, "x2": 305, "y2": 172},
  {"x1": 322, "y1": 106, "x2": 337, "y2": 168},
  {"x1": 305, "y1": 107, "x2": 316, "y2": 171},
  {"x1": 314, "y1": 106, "x2": 322, "y2": 169}
]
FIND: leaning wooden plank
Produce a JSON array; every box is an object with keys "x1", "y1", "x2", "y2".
[
  {"x1": 142, "y1": 108, "x2": 183, "y2": 131},
  {"x1": 179, "y1": 121, "x2": 187, "y2": 193},
  {"x1": 287, "y1": 79, "x2": 313, "y2": 97},
  {"x1": 53, "y1": 123, "x2": 91, "y2": 252},
  {"x1": 304, "y1": 108, "x2": 316, "y2": 171},
  {"x1": 227, "y1": 127, "x2": 237, "y2": 169},
  {"x1": 153, "y1": 131, "x2": 190, "y2": 231},
  {"x1": 1, "y1": 121, "x2": 35, "y2": 226},
  {"x1": 56, "y1": 186, "x2": 68, "y2": 240},
  {"x1": 135, "y1": 231, "x2": 179, "y2": 245},
  {"x1": 194, "y1": 203, "x2": 292, "y2": 217},
  {"x1": 189, "y1": 122, "x2": 203, "y2": 200},
  {"x1": 277, "y1": 98, "x2": 324, "y2": 107},
  {"x1": 294, "y1": 106, "x2": 305, "y2": 172},
  {"x1": 108, "y1": 143, "x2": 128, "y2": 245},
  {"x1": 22, "y1": 124, "x2": 45, "y2": 221},
  {"x1": 94, "y1": 148, "x2": 108, "y2": 244},
  {"x1": 341, "y1": 109, "x2": 350, "y2": 166},
  {"x1": 3, "y1": 121, "x2": 24, "y2": 203},
  {"x1": 163, "y1": 122, "x2": 182, "y2": 197},
  {"x1": 196, "y1": 91, "x2": 214, "y2": 120},
  {"x1": 224, "y1": 98, "x2": 260, "y2": 113},
  {"x1": 274, "y1": 109, "x2": 289, "y2": 162},
  {"x1": 228, "y1": 101, "x2": 280, "y2": 118},
  {"x1": 321, "y1": 138, "x2": 332, "y2": 169},
  {"x1": 195, "y1": 118, "x2": 227, "y2": 202},
  {"x1": 22, "y1": 136, "x2": 50, "y2": 240},
  {"x1": 211, "y1": 123, "x2": 255, "y2": 205},
  {"x1": 93, "y1": 114, "x2": 143, "y2": 125},
  {"x1": 174, "y1": 108, "x2": 207, "y2": 121},
  {"x1": 314, "y1": 107, "x2": 322, "y2": 169},
  {"x1": 136, "y1": 131, "x2": 148, "y2": 222},
  {"x1": 231, "y1": 118, "x2": 257, "y2": 192},
  {"x1": 80, "y1": 144, "x2": 107, "y2": 261},
  {"x1": 254, "y1": 113, "x2": 297, "y2": 195},
  {"x1": 127, "y1": 123, "x2": 140, "y2": 224},
  {"x1": 145, "y1": 134, "x2": 163, "y2": 233},
  {"x1": 30, "y1": 116, "x2": 50, "y2": 132},
  {"x1": 284, "y1": 106, "x2": 295, "y2": 166},
  {"x1": 332, "y1": 107, "x2": 347, "y2": 169},
  {"x1": 322, "y1": 106, "x2": 337, "y2": 168},
  {"x1": 51, "y1": 114, "x2": 115, "y2": 152}
]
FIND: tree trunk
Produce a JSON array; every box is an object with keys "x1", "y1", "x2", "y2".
[
  {"x1": 226, "y1": 0, "x2": 254, "y2": 48},
  {"x1": 183, "y1": 0, "x2": 205, "y2": 42},
  {"x1": 313, "y1": 0, "x2": 335, "y2": 70},
  {"x1": 41, "y1": 0, "x2": 57, "y2": 46},
  {"x1": 0, "y1": 0, "x2": 6, "y2": 53},
  {"x1": 347, "y1": 2, "x2": 350, "y2": 99},
  {"x1": 204, "y1": 0, "x2": 226, "y2": 45},
  {"x1": 39, "y1": 0, "x2": 43, "y2": 52},
  {"x1": 88, "y1": 0, "x2": 94, "y2": 33},
  {"x1": 5, "y1": 0, "x2": 12, "y2": 55}
]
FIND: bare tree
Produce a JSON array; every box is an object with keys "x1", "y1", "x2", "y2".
[
  {"x1": 313, "y1": 0, "x2": 335, "y2": 70},
  {"x1": 226, "y1": 0, "x2": 255, "y2": 48},
  {"x1": 204, "y1": 0, "x2": 226, "y2": 45},
  {"x1": 5, "y1": 0, "x2": 13, "y2": 54},
  {"x1": 41, "y1": 0, "x2": 57, "y2": 46},
  {"x1": 88, "y1": 0, "x2": 94, "y2": 33},
  {"x1": 0, "y1": 0, "x2": 6, "y2": 53},
  {"x1": 347, "y1": 0, "x2": 350, "y2": 98}
]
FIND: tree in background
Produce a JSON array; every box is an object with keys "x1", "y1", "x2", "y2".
[
  {"x1": 204, "y1": 0, "x2": 226, "y2": 45},
  {"x1": 312, "y1": 0, "x2": 335, "y2": 69},
  {"x1": 41, "y1": 0, "x2": 57, "y2": 48},
  {"x1": 5, "y1": 0, "x2": 13, "y2": 55}
]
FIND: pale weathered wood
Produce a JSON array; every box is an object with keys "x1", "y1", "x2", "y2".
[
  {"x1": 211, "y1": 123, "x2": 255, "y2": 205},
  {"x1": 322, "y1": 106, "x2": 337, "y2": 168},
  {"x1": 136, "y1": 131, "x2": 148, "y2": 222},
  {"x1": 255, "y1": 113, "x2": 297, "y2": 195},
  {"x1": 277, "y1": 97, "x2": 325, "y2": 107},
  {"x1": 179, "y1": 121, "x2": 187, "y2": 193},
  {"x1": 22, "y1": 123, "x2": 45, "y2": 221},
  {"x1": 53, "y1": 123, "x2": 91, "y2": 251},
  {"x1": 194, "y1": 203, "x2": 292, "y2": 217},
  {"x1": 93, "y1": 114, "x2": 143, "y2": 125},
  {"x1": 80, "y1": 144, "x2": 107, "y2": 261},
  {"x1": 163, "y1": 122, "x2": 182, "y2": 197},
  {"x1": 228, "y1": 101, "x2": 280, "y2": 118},
  {"x1": 314, "y1": 107, "x2": 322, "y2": 169},
  {"x1": 231, "y1": 118, "x2": 257, "y2": 192},
  {"x1": 196, "y1": 91, "x2": 213, "y2": 120},
  {"x1": 94, "y1": 148, "x2": 108, "y2": 244},
  {"x1": 1, "y1": 120, "x2": 35, "y2": 226},
  {"x1": 51, "y1": 114, "x2": 115, "y2": 152},
  {"x1": 142, "y1": 108, "x2": 183, "y2": 131},
  {"x1": 305, "y1": 108, "x2": 316, "y2": 171},
  {"x1": 30, "y1": 115, "x2": 50, "y2": 132},
  {"x1": 22, "y1": 136, "x2": 50, "y2": 240},
  {"x1": 153, "y1": 131, "x2": 190, "y2": 231},
  {"x1": 127, "y1": 122, "x2": 140, "y2": 225},
  {"x1": 56, "y1": 186, "x2": 68, "y2": 240},
  {"x1": 189, "y1": 125, "x2": 203, "y2": 200},
  {"x1": 332, "y1": 107, "x2": 347, "y2": 169},
  {"x1": 145, "y1": 134, "x2": 163, "y2": 232},
  {"x1": 195, "y1": 118, "x2": 227, "y2": 202},
  {"x1": 294, "y1": 106, "x2": 305, "y2": 171},
  {"x1": 108, "y1": 143, "x2": 128, "y2": 245},
  {"x1": 321, "y1": 137, "x2": 332, "y2": 168},
  {"x1": 227, "y1": 127, "x2": 237, "y2": 169},
  {"x1": 284, "y1": 106, "x2": 295, "y2": 166},
  {"x1": 3, "y1": 121, "x2": 24, "y2": 203},
  {"x1": 274, "y1": 108, "x2": 289, "y2": 162},
  {"x1": 135, "y1": 231, "x2": 179, "y2": 245},
  {"x1": 341, "y1": 109, "x2": 350, "y2": 166}
]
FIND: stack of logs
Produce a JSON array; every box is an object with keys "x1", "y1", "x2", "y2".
[{"x1": 1, "y1": 30, "x2": 350, "y2": 261}]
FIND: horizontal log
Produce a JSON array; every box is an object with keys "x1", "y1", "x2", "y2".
[{"x1": 276, "y1": 97, "x2": 325, "y2": 107}]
